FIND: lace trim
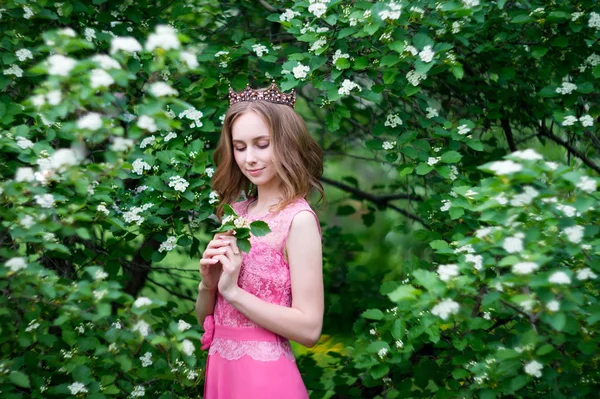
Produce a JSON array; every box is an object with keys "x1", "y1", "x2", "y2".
[{"x1": 208, "y1": 337, "x2": 295, "y2": 362}]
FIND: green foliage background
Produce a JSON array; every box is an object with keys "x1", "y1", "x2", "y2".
[{"x1": 1, "y1": 0, "x2": 599, "y2": 398}]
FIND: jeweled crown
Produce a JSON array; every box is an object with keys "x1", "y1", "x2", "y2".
[{"x1": 228, "y1": 82, "x2": 296, "y2": 109}]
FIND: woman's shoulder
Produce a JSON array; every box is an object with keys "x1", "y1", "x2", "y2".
[{"x1": 231, "y1": 198, "x2": 251, "y2": 215}]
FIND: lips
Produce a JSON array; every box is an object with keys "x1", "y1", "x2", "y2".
[{"x1": 247, "y1": 168, "x2": 264, "y2": 176}]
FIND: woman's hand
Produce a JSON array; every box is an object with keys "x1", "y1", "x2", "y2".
[
  {"x1": 199, "y1": 232, "x2": 234, "y2": 291},
  {"x1": 213, "y1": 235, "x2": 243, "y2": 300}
]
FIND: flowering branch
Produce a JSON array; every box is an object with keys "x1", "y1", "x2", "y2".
[{"x1": 213, "y1": 204, "x2": 271, "y2": 253}]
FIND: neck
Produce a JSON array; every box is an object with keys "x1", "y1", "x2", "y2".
[{"x1": 253, "y1": 181, "x2": 283, "y2": 211}]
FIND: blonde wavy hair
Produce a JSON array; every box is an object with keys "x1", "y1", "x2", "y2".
[{"x1": 212, "y1": 97, "x2": 323, "y2": 218}]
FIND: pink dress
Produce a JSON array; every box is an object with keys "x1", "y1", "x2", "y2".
[{"x1": 201, "y1": 197, "x2": 319, "y2": 399}]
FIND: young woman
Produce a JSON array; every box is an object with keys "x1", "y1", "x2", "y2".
[{"x1": 195, "y1": 83, "x2": 324, "y2": 399}]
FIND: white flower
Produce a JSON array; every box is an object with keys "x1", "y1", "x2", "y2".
[
  {"x1": 426, "y1": 107, "x2": 439, "y2": 119},
  {"x1": 91, "y1": 54, "x2": 121, "y2": 70},
  {"x1": 205, "y1": 167, "x2": 215, "y2": 177},
  {"x1": 35, "y1": 193, "x2": 55, "y2": 208},
  {"x1": 131, "y1": 385, "x2": 145, "y2": 397},
  {"x1": 58, "y1": 27, "x2": 77, "y2": 37},
  {"x1": 159, "y1": 236, "x2": 178, "y2": 252},
  {"x1": 382, "y1": 141, "x2": 396, "y2": 150},
  {"x1": 94, "y1": 269, "x2": 108, "y2": 280},
  {"x1": 562, "y1": 115, "x2": 578, "y2": 126},
  {"x1": 384, "y1": 114, "x2": 402, "y2": 128},
  {"x1": 16, "y1": 137, "x2": 34, "y2": 149},
  {"x1": 110, "y1": 36, "x2": 142, "y2": 54},
  {"x1": 68, "y1": 382, "x2": 88, "y2": 395},
  {"x1": 280, "y1": 9, "x2": 301, "y2": 22},
  {"x1": 137, "y1": 115, "x2": 158, "y2": 132},
  {"x1": 178, "y1": 320, "x2": 191, "y2": 332},
  {"x1": 97, "y1": 204, "x2": 109, "y2": 216},
  {"x1": 457, "y1": 125, "x2": 471, "y2": 135},
  {"x1": 187, "y1": 370, "x2": 199, "y2": 380},
  {"x1": 3, "y1": 64, "x2": 24, "y2": 78},
  {"x1": 47, "y1": 90, "x2": 61, "y2": 105},
  {"x1": 369, "y1": 328, "x2": 376, "y2": 336},
  {"x1": 77, "y1": 113, "x2": 103, "y2": 130},
  {"x1": 146, "y1": 25, "x2": 180, "y2": 51},
  {"x1": 332, "y1": 50, "x2": 350, "y2": 68},
  {"x1": 309, "y1": 38, "x2": 327, "y2": 52},
  {"x1": 50, "y1": 148, "x2": 78, "y2": 171},
  {"x1": 419, "y1": 45, "x2": 435, "y2": 63},
  {"x1": 395, "y1": 340, "x2": 404, "y2": 349},
  {"x1": 111, "y1": 137, "x2": 134, "y2": 152},
  {"x1": 182, "y1": 339, "x2": 195, "y2": 356},
  {"x1": 16, "y1": 49, "x2": 33, "y2": 62},
  {"x1": 437, "y1": 264, "x2": 459, "y2": 282},
  {"x1": 576, "y1": 268, "x2": 597, "y2": 281},
  {"x1": 5, "y1": 257, "x2": 27, "y2": 272},
  {"x1": 465, "y1": 254, "x2": 483, "y2": 271},
  {"x1": 112, "y1": 321, "x2": 122, "y2": 329},
  {"x1": 132, "y1": 158, "x2": 151, "y2": 175},
  {"x1": 440, "y1": 199, "x2": 451, "y2": 212},
  {"x1": 90, "y1": 68, "x2": 114, "y2": 89},
  {"x1": 163, "y1": 132, "x2": 177, "y2": 142},
  {"x1": 179, "y1": 108, "x2": 203, "y2": 128},
  {"x1": 251, "y1": 44, "x2": 269, "y2": 57},
  {"x1": 556, "y1": 204, "x2": 577, "y2": 217},
  {"x1": 427, "y1": 157, "x2": 440, "y2": 166},
  {"x1": 338, "y1": 79, "x2": 362, "y2": 96},
  {"x1": 292, "y1": 63, "x2": 310, "y2": 80},
  {"x1": 379, "y1": 1, "x2": 402, "y2": 20},
  {"x1": 512, "y1": 261, "x2": 539, "y2": 275},
  {"x1": 134, "y1": 297, "x2": 153, "y2": 308},
  {"x1": 308, "y1": 2, "x2": 328, "y2": 18},
  {"x1": 47, "y1": 54, "x2": 77, "y2": 76},
  {"x1": 549, "y1": 271, "x2": 571, "y2": 285},
  {"x1": 431, "y1": 298, "x2": 460, "y2": 320},
  {"x1": 132, "y1": 320, "x2": 151, "y2": 337},
  {"x1": 215, "y1": 50, "x2": 229, "y2": 58},
  {"x1": 84, "y1": 28, "x2": 96, "y2": 42},
  {"x1": 462, "y1": 0, "x2": 480, "y2": 7},
  {"x1": 576, "y1": 176, "x2": 596, "y2": 193},
  {"x1": 149, "y1": 82, "x2": 178, "y2": 97},
  {"x1": 15, "y1": 167, "x2": 35, "y2": 182},
  {"x1": 140, "y1": 136, "x2": 156, "y2": 149},
  {"x1": 579, "y1": 115, "x2": 594, "y2": 127},
  {"x1": 488, "y1": 160, "x2": 522, "y2": 175},
  {"x1": 511, "y1": 149, "x2": 543, "y2": 160},
  {"x1": 556, "y1": 81, "x2": 577, "y2": 95},
  {"x1": 176, "y1": 51, "x2": 198, "y2": 70},
  {"x1": 209, "y1": 191, "x2": 219, "y2": 204},
  {"x1": 405, "y1": 45, "x2": 418, "y2": 56},
  {"x1": 377, "y1": 347, "x2": 388, "y2": 359},
  {"x1": 524, "y1": 360, "x2": 543, "y2": 378},
  {"x1": 31, "y1": 94, "x2": 45, "y2": 107},
  {"x1": 546, "y1": 300, "x2": 560, "y2": 312},
  {"x1": 510, "y1": 186, "x2": 539, "y2": 207},
  {"x1": 589, "y1": 12, "x2": 600, "y2": 29},
  {"x1": 483, "y1": 312, "x2": 491, "y2": 320},
  {"x1": 140, "y1": 352, "x2": 153, "y2": 367},
  {"x1": 168, "y1": 176, "x2": 189, "y2": 192},
  {"x1": 520, "y1": 299, "x2": 536, "y2": 312},
  {"x1": 406, "y1": 70, "x2": 426, "y2": 86},
  {"x1": 503, "y1": 236, "x2": 523, "y2": 253},
  {"x1": 563, "y1": 225, "x2": 584, "y2": 244}
]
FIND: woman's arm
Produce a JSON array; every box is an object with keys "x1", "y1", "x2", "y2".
[
  {"x1": 194, "y1": 281, "x2": 218, "y2": 326},
  {"x1": 216, "y1": 211, "x2": 324, "y2": 347}
]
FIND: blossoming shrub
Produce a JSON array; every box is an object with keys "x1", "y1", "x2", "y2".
[
  {"x1": 355, "y1": 150, "x2": 599, "y2": 397},
  {"x1": 0, "y1": 262, "x2": 204, "y2": 397}
]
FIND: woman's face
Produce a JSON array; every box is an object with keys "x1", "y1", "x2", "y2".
[{"x1": 231, "y1": 111, "x2": 279, "y2": 189}]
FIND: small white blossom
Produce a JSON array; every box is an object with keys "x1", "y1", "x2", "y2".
[
  {"x1": 580, "y1": 115, "x2": 594, "y2": 127},
  {"x1": 549, "y1": 271, "x2": 571, "y2": 285},
  {"x1": 132, "y1": 320, "x2": 151, "y2": 337},
  {"x1": 205, "y1": 167, "x2": 215, "y2": 177},
  {"x1": 546, "y1": 300, "x2": 560, "y2": 312},
  {"x1": 465, "y1": 254, "x2": 483, "y2": 271},
  {"x1": 292, "y1": 63, "x2": 310, "y2": 80},
  {"x1": 91, "y1": 54, "x2": 121, "y2": 70},
  {"x1": 488, "y1": 160, "x2": 522, "y2": 175},
  {"x1": 132, "y1": 158, "x2": 151, "y2": 175},
  {"x1": 68, "y1": 382, "x2": 88, "y2": 395},
  {"x1": 149, "y1": 82, "x2": 178, "y2": 97},
  {"x1": 3, "y1": 64, "x2": 24, "y2": 78},
  {"x1": 556, "y1": 80, "x2": 577, "y2": 95},
  {"x1": 377, "y1": 347, "x2": 388, "y2": 359},
  {"x1": 427, "y1": 157, "x2": 440, "y2": 166},
  {"x1": 556, "y1": 204, "x2": 577, "y2": 217},
  {"x1": 47, "y1": 90, "x2": 61, "y2": 105},
  {"x1": 384, "y1": 114, "x2": 402, "y2": 128},
  {"x1": 77, "y1": 113, "x2": 103, "y2": 131},
  {"x1": 179, "y1": 108, "x2": 203, "y2": 128},
  {"x1": 382, "y1": 141, "x2": 396, "y2": 150},
  {"x1": 440, "y1": 199, "x2": 451, "y2": 212},
  {"x1": 178, "y1": 320, "x2": 191, "y2": 332},
  {"x1": 209, "y1": 191, "x2": 219, "y2": 204},
  {"x1": 140, "y1": 352, "x2": 153, "y2": 367},
  {"x1": 251, "y1": 44, "x2": 269, "y2": 57},
  {"x1": 426, "y1": 107, "x2": 439, "y2": 119},
  {"x1": 85, "y1": 28, "x2": 96, "y2": 42},
  {"x1": 280, "y1": 9, "x2": 301, "y2": 22},
  {"x1": 159, "y1": 236, "x2": 177, "y2": 252},
  {"x1": 562, "y1": 115, "x2": 578, "y2": 126},
  {"x1": 576, "y1": 268, "x2": 597, "y2": 281},
  {"x1": 182, "y1": 339, "x2": 195, "y2": 356},
  {"x1": 457, "y1": 125, "x2": 471, "y2": 135},
  {"x1": 369, "y1": 328, "x2": 376, "y2": 336},
  {"x1": 511, "y1": 149, "x2": 543, "y2": 160},
  {"x1": 35, "y1": 193, "x2": 55, "y2": 208},
  {"x1": 503, "y1": 236, "x2": 523, "y2": 253},
  {"x1": 5, "y1": 257, "x2": 27, "y2": 272},
  {"x1": 576, "y1": 176, "x2": 596, "y2": 193},
  {"x1": 379, "y1": 1, "x2": 402, "y2": 20},
  {"x1": 308, "y1": 1, "x2": 328, "y2": 18},
  {"x1": 47, "y1": 54, "x2": 77, "y2": 76},
  {"x1": 111, "y1": 137, "x2": 135, "y2": 152},
  {"x1": 338, "y1": 79, "x2": 361, "y2": 96},
  {"x1": 137, "y1": 115, "x2": 158, "y2": 132},
  {"x1": 512, "y1": 261, "x2": 539, "y2": 275},
  {"x1": 589, "y1": 12, "x2": 600, "y2": 30},
  {"x1": 180, "y1": 51, "x2": 198, "y2": 68},
  {"x1": 418, "y1": 45, "x2": 435, "y2": 63},
  {"x1": 16, "y1": 137, "x2": 34, "y2": 149},
  {"x1": 437, "y1": 264, "x2": 459, "y2": 282},
  {"x1": 406, "y1": 70, "x2": 426, "y2": 86},
  {"x1": 146, "y1": 25, "x2": 180, "y2": 51},
  {"x1": 110, "y1": 36, "x2": 142, "y2": 54},
  {"x1": 431, "y1": 298, "x2": 460, "y2": 320},
  {"x1": 168, "y1": 176, "x2": 189, "y2": 192},
  {"x1": 563, "y1": 225, "x2": 584, "y2": 244},
  {"x1": 524, "y1": 360, "x2": 543, "y2": 378},
  {"x1": 134, "y1": 297, "x2": 153, "y2": 308},
  {"x1": 15, "y1": 167, "x2": 35, "y2": 182},
  {"x1": 16, "y1": 49, "x2": 33, "y2": 62},
  {"x1": 131, "y1": 385, "x2": 145, "y2": 397}
]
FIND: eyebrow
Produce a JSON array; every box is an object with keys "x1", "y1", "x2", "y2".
[{"x1": 232, "y1": 136, "x2": 270, "y2": 143}]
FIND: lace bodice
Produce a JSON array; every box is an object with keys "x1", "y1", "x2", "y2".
[{"x1": 209, "y1": 197, "x2": 319, "y2": 361}]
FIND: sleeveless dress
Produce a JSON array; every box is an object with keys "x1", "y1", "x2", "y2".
[{"x1": 201, "y1": 197, "x2": 319, "y2": 399}]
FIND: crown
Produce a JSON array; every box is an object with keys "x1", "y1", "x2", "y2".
[{"x1": 228, "y1": 82, "x2": 296, "y2": 109}]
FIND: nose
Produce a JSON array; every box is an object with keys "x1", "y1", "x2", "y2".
[{"x1": 245, "y1": 147, "x2": 257, "y2": 164}]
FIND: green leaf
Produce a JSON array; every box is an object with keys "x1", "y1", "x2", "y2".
[
  {"x1": 416, "y1": 163, "x2": 433, "y2": 175},
  {"x1": 381, "y1": 55, "x2": 400, "y2": 67},
  {"x1": 440, "y1": 151, "x2": 462, "y2": 163},
  {"x1": 334, "y1": 58, "x2": 351, "y2": 70},
  {"x1": 391, "y1": 319, "x2": 405, "y2": 340},
  {"x1": 548, "y1": 312, "x2": 566, "y2": 331},
  {"x1": 336, "y1": 205, "x2": 355, "y2": 216},
  {"x1": 370, "y1": 363, "x2": 389, "y2": 379},
  {"x1": 237, "y1": 238, "x2": 251, "y2": 253},
  {"x1": 510, "y1": 375, "x2": 529, "y2": 392},
  {"x1": 387, "y1": 285, "x2": 419, "y2": 302},
  {"x1": 249, "y1": 221, "x2": 270, "y2": 236},
  {"x1": 9, "y1": 371, "x2": 30, "y2": 388},
  {"x1": 430, "y1": 240, "x2": 449, "y2": 251},
  {"x1": 388, "y1": 41, "x2": 405, "y2": 53},
  {"x1": 451, "y1": 368, "x2": 469, "y2": 380},
  {"x1": 449, "y1": 207, "x2": 464, "y2": 220},
  {"x1": 362, "y1": 309, "x2": 384, "y2": 320}
]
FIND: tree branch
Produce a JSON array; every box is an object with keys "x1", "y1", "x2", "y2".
[
  {"x1": 539, "y1": 126, "x2": 600, "y2": 174},
  {"x1": 257, "y1": 0, "x2": 279, "y2": 13},
  {"x1": 145, "y1": 275, "x2": 196, "y2": 302},
  {"x1": 500, "y1": 117, "x2": 517, "y2": 152}
]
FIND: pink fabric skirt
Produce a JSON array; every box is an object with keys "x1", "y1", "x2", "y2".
[{"x1": 204, "y1": 324, "x2": 309, "y2": 399}]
